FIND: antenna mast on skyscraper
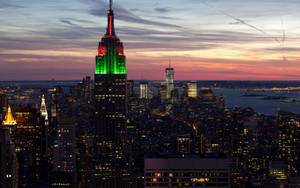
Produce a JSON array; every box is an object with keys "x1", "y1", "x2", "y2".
[{"x1": 110, "y1": 0, "x2": 113, "y2": 10}]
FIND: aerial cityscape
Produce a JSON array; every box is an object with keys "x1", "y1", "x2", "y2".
[{"x1": 1, "y1": 0, "x2": 300, "y2": 188}]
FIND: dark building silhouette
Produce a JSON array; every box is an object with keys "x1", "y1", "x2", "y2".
[
  {"x1": 0, "y1": 94, "x2": 8, "y2": 120},
  {"x1": 127, "y1": 80, "x2": 135, "y2": 98},
  {"x1": 277, "y1": 110, "x2": 300, "y2": 175},
  {"x1": 144, "y1": 154, "x2": 229, "y2": 188},
  {"x1": 92, "y1": 0, "x2": 129, "y2": 187},
  {"x1": 13, "y1": 105, "x2": 48, "y2": 187},
  {"x1": 51, "y1": 118, "x2": 76, "y2": 188},
  {"x1": 0, "y1": 125, "x2": 18, "y2": 188}
]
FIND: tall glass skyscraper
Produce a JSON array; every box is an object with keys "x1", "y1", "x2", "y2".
[{"x1": 165, "y1": 67, "x2": 174, "y2": 100}]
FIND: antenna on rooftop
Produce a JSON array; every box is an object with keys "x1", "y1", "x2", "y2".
[{"x1": 110, "y1": 0, "x2": 113, "y2": 10}]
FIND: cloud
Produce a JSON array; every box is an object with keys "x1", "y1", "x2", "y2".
[
  {"x1": 0, "y1": 55, "x2": 93, "y2": 80},
  {"x1": 87, "y1": 2, "x2": 180, "y2": 28},
  {"x1": 0, "y1": 2, "x2": 25, "y2": 9},
  {"x1": 156, "y1": 16, "x2": 176, "y2": 20},
  {"x1": 60, "y1": 19, "x2": 76, "y2": 26},
  {"x1": 154, "y1": 8, "x2": 169, "y2": 13},
  {"x1": 264, "y1": 47, "x2": 300, "y2": 52},
  {"x1": 0, "y1": 25, "x2": 268, "y2": 55},
  {"x1": 61, "y1": 18, "x2": 96, "y2": 25},
  {"x1": 130, "y1": 8, "x2": 140, "y2": 12},
  {"x1": 125, "y1": 42, "x2": 219, "y2": 51}
]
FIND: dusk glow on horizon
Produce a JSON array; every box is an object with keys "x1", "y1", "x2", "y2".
[{"x1": 1, "y1": 0, "x2": 300, "y2": 80}]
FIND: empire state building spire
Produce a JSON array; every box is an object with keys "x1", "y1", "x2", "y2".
[
  {"x1": 95, "y1": 0, "x2": 126, "y2": 75},
  {"x1": 105, "y1": 0, "x2": 116, "y2": 37},
  {"x1": 109, "y1": 0, "x2": 113, "y2": 10}
]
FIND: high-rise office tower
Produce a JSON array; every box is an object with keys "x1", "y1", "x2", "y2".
[
  {"x1": 171, "y1": 89, "x2": 179, "y2": 104},
  {"x1": 2, "y1": 105, "x2": 17, "y2": 126},
  {"x1": 40, "y1": 95, "x2": 49, "y2": 125},
  {"x1": 187, "y1": 82, "x2": 197, "y2": 98},
  {"x1": 165, "y1": 67, "x2": 174, "y2": 100},
  {"x1": 181, "y1": 85, "x2": 188, "y2": 101},
  {"x1": 127, "y1": 80, "x2": 135, "y2": 98},
  {"x1": 13, "y1": 106, "x2": 47, "y2": 187},
  {"x1": 217, "y1": 94, "x2": 226, "y2": 110},
  {"x1": 53, "y1": 118, "x2": 76, "y2": 173},
  {"x1": 40, "y1": 95, "x2": 48, "y2": 119},
  {"x1": 51, "y1": 118, "x2": 76, "y2": 188},
  {"x1": 176, "y1": 134, "x2": 191, "y2": 154},
  {"x1": 93, "y1": 0, "x2": 129, "y2": 186},
  {"x1": 0, "y1": 126, "x2": 18, "y2": 188},
  {"x1": 139, "y1": 82, "x2": 149, "y2": 99},
  {"x1": 277, "y1": 110, "x2": 300, "y2": 175},
  {"x1": 0, "y1": 94, "x2": 8, "y2": 119},
  {"x1": 2, "y1": 105, "x2": 17, "y2": 143},
  {"x1": 40, "y1": 95, "x2": 49, "y2": 167},
  {"x1": 158, "y1": 83, "x2": 167, "y2": 102}
]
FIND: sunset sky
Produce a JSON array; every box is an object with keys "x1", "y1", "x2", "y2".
[{"x1": 1, "y1": 0, "x2": 300, "y2": 80}]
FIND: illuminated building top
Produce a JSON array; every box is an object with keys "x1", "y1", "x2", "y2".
[
  {"x1": 2, "y1": 105, "x2": 17, "y2": 126},
  {"x1": 187, "y1": 82, "x2": 197, "y2": 98},
  {"x1": 40, "y1": 95, "x2": 48, "y2": 121},
  {"x1": 95, "y1": 0, "x2": 126, "y2": 75}
]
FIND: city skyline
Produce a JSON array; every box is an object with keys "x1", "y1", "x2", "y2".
[{"x1": 1, "y1": 0, "x2": 300, "y2": 80}]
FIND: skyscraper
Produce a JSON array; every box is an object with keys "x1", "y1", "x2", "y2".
[
  {"x1": 0, "y1": 126, "x2": 18, "y2": 188},
  {"x1": 0, "y1": 94, "x2": 8, "y2": 119},
  {"x1": 51, "y1": 118, "x2": 76, "y2": 188},
  {"x1": 277, "y1": 110, "x2": 300, "y2": 175},
  {"x1": 139, "y1": 82, "x2": 149, "y2": 99},
  {"x1": 187, "y1": 82, "x2": 197, "y2": 98},
  {"x1": 93, "y1": 0, "x2": 129, "y2": 187},
  {"x1": 165, "y1": 67, "x2": 174, "y2": 100},
  {"x1": 13, "y1": 105, "x2": 47, "y2": 187},
  {"x1": 2, "y1": 105, "x2": 17, "y2": 126},
  {"x1": 40, "y1": 95, "x2": 48, "y2": 120}
]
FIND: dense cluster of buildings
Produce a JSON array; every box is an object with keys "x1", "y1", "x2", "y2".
[
  {"x1": 2, "y1": 80, "x2": 300, "y2": 188},
  {"x1": 1, "y1": 1, "x2": 300, "y2": 188}
]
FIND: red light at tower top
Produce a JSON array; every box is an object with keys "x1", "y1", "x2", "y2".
[
  {"x1": 98, "y1": 46, "x2": 124, "y2": 56},
  {"x1": 98, "y1": 46, "x2": 106, "y2": 56},
  {"x1": 117, "y1": 47, "x2": 124, "y2": 56},
  {"x1": 109, "y1": 16, "x2": 112, "y2": 36}
]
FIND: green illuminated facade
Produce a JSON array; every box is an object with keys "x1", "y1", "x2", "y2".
[{"x1": 95, "y1": 47, "x2": 126, "y2": 75}]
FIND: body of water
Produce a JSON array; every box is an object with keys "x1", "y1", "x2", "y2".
[{"x1": 213, "y1": 89, "x2": 300, "y2": 116}]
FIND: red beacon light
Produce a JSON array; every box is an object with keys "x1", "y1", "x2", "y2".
[
  {"x1": 98, "y1": 46, "x2": 106, "y2": 56},
  {"x1": 117, "y1": 46, "x2": 124, "y2": 56}
]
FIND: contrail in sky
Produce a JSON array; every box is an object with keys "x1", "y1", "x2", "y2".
[
  {"x1": 280, "y1": 18, "x2": 287, "y2": 61},
  {"x1": 201, "y1": 1, "x2": 283, "y2": 46}
]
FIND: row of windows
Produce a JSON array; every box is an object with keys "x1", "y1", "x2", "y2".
[
  {"x1": 146, "y1": 169, "x2": 228, "y2": 171},
  {"x1": 96, "y1": 95, "x2": 125, "y2": 97},
  {"x1": 112, "y1": 83, "x2": 126, "y2": 86},
  {"x1": 145, "y1": 178, "x2": 228, "y2": 183},
  {"x1": 145, "y1": 172, "x2": 228, "y2": 177},
  {"x1": 106, "y1": 115, "x2": 126, "y2": 118},
  {"x1": 145, "y1": 183, "x2": 229, "y2": 187}
]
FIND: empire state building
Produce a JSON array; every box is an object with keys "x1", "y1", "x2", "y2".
[{"x1": 93, "y1": 0, "x2": 129, "y2": 187}]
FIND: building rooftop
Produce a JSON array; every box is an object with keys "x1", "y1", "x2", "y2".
[
  {"x1": 2, "y1": 105, "x2": 17, "y2": 125},
  {"x1": 145, "y1": 152, "x2": 227, "y2": 159}
]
